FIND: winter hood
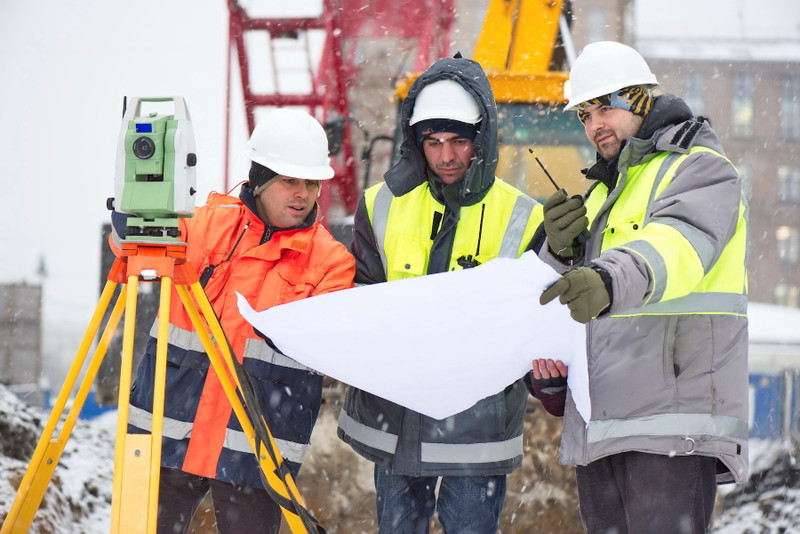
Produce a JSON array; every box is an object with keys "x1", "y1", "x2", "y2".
[{"x1": 384, "y1": 56, "x2": 499, "y2": 206}]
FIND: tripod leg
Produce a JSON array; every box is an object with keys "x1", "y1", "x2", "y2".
[
  {"x1": 0, "y1": 280, "x2": 122, "y2": 534},
  {"x1": 110, "y1": 275, "x2": 171, "y2": 534},
  {"x1": 176, "y1": 282, "x2": 314, "y2": 534},
  {"x1": 147, "y1": 275, "x2": 172, "y2": 530}
]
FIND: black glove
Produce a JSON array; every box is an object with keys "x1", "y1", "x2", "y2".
[
  {"x1": 542, "y1": 189, "x2": 588, "y2": 260},
  {"x1": 540, "y1": 266, "x2": 611, "y2": 323},
  {"x1": 529, "y1": 373, "x2": 567, "y2": 393}
]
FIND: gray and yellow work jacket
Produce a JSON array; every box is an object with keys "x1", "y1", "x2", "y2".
[
  {"x1": 545, "y1": 95, "x2": 750, "y2": 483},
  {"x1": 337, "y1": 179, "x2": 544, "y2": 476}
]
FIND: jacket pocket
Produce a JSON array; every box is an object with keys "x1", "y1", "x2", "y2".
[
  {"x1": 275, "y1": 260, "x2": 326, "y2": 301},
  {"x1": 243, "y1": 359, "x2": 323, "y2": 443},
  {"x1": 386, "y1": 235, "x2": 428, "y2": 279},
  {"x1": 602, "y1": 212, "x2": 645, "y2": 248}
]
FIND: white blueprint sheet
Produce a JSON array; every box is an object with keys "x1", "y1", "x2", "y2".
[{"x1": 237, "y1": 251, "x2": 589, "y2": 422}]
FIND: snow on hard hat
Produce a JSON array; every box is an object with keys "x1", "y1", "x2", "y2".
[
  {"x1": 564, "y1": 41, "x2": 658, "y2": 111},
  {"x1": 246, "y1": 108, "x2": 335, "y2": 180},
  {"x1": 409, "y1": 79, "x2": 482, "y2": 126}
]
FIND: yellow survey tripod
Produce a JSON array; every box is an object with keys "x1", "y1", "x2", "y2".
[{"x1": 1, "y1": 240, "x2": 324, "y2": 533}]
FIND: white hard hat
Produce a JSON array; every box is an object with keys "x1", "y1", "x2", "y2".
[
  {"x1": 564, "y1": 41, "x2": 658, "y2": 111},
  {"x1": 246, "y1": 108, "x2": 334, "y2": 180},
  {"x1": 409, "y1": 79, "x2": 481, "y2": 126}
]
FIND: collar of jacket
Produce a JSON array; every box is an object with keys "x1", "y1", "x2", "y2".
[
  {"x1": 426, "y1": 169, "x2": 487, "y2": 209},
  {"x1": 384, "y1": 56, "x2": 498, "y2": 206},
  {"x1": 583, "y1": 94, "x2": 694, "y2": 190}
]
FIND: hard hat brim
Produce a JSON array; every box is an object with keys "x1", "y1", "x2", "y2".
[{"x1": 247, "y1": 149, "x2": 335, "y2": 180}]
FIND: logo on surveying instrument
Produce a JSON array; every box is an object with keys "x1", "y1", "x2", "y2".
[{"x1": 107, "y1": 96, "x2": 197, "y2": 242}]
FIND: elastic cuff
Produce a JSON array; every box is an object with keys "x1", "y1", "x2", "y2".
[{"x1": 587, "y1": 263, "x2": 613, "y2": 312}]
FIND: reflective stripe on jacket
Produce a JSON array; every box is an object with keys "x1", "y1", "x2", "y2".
[
  {"x1": 337, "y1": 179, "x2": 543, "y2": 476},
  {"x1": 127, "y1": 191, "x2": 355, "y2": 488},
  {"x1": 558, "y1": 115, "x2": 750, "y2": 484}
]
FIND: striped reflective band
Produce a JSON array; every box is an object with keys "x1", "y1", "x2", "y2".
[
  {"x1": 338, "y1": 411, "x2": 398, "y2": 453},
  {"x1": 338, "y1": 411, "x2": 521, "y2": 465},
  {"x1": 498, "y1": 194, "x2": 535, "y2": 258},
  {"x1": 615, "y1": 292, "x2": 747, "y2": 316},
  {"x1": 587, "y1": 413, "x2": 749, "y2": 444},
  {"x1": 223, "y1": 426, "x2": 308, "y2": 464},
  {"x1": 150, "y1": 321, "x2": 210, "y2": 352},
  {"x1": 621, "y1": 219, "x2": 718, "y2": 304},
  {"x1": 129, "y1": 404, "x2": 193, "y2": 440},
  {"x1": 371, "y1": 184, "x2": 393, "y2": 274},
  {"x1": 661, "y1": 218, "x2": 717, "y2": 272},
  {"x1": 129, "y1": 405, "x2": 307, "y2": 464},
  {"x1": 153, "y1": 323, "x2": 313, "y2": 372},
  {"x1": 619, "y1": 240, "x2": 668, "y2": 304},
  {"x1": 243, "y1": 337, "x2": 314, "y2": 372},
  {"x1": 420, "y1": 435, "x2": 523, "y2": 464}
]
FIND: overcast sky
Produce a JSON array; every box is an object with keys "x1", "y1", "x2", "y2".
[{"x1": 0, "y1": 2, "x2": 236, "y2": 338}]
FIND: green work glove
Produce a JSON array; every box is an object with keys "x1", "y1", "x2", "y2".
[
  {"x1": 540, "y1": 266, "x2": 611, "y2": 323},
  {"x1": 543, "y1": 189, "x2": 588, "y2": 260}
]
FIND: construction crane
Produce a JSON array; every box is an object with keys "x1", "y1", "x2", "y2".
[{"x1": 225, "y1": 0, "x2": 457, "y2": 226}]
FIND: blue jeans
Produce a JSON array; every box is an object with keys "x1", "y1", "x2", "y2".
[{"x1": 374, "y1": 466, "x2": 506, "y2": 534}]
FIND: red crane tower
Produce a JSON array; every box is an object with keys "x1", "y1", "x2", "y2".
[{"x1": 225, "y1": 0, "x2": 457, "y2": 223}]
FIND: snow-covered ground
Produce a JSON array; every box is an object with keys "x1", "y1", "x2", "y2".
[
  {"x1": 0, "y1": 386, "x2": 116, "y2": 533},
  {"x1": 1, "y1": 383, "x2": 799, "y2": 533}
]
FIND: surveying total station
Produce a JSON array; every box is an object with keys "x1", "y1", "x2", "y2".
[
  {"x1": 1, "y1": 97, "x2": 324, "y2": 533},
  {"x1": 108, "y1": 96, "x2": 197, "y2": 241}
]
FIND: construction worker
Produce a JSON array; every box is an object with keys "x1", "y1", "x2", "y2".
[
  {"x1": 535, "y1": 41, "x2": 749, "y2": 533},
  {"x1": 336, "y1": 54, "x2": 545, "y2": 533},
  {"x1": 111, "y1": 108, "x2": 355, "y2": 533}
]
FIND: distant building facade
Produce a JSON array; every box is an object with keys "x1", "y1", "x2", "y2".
[
  {"x1": 569, "y1": 0, "x2": 800, "y2": 307},
  {"x1": 0, "y1": 283, "x2": 45, "y2": 406}
]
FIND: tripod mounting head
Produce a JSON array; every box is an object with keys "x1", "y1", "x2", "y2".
[{"x1": 108, "y1": 96, "x2": 197, "y2": 242}]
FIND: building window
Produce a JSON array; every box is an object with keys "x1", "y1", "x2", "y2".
[
  {"x1": 587, "y1": 8, "x2": 606, "y2": 44},
  {"x1": 774, "y1": 283, "x2": 800, "y2": 308},
  {"x1": 732, "y1": 75, "x2": 754, "y2": 139},
  {"x1": 776, "y1": 226, "x2": 800, "y2": 264},
  {"x1": 778, "y1": 166, "x2": 800, "y2": 203},
  {"x1": 683, "y1": 73, "x2": 705, "y2": 117},
  {"x1": 781, "y1": 78, "x2": 800, "y2": 141}
]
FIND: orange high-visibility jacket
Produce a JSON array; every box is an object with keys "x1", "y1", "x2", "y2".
[{"x1": 118, "y1": 191, "x2": 355, "y2": 487}]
